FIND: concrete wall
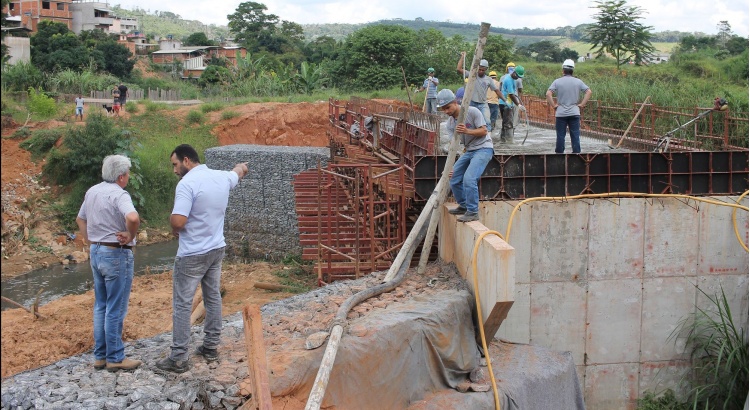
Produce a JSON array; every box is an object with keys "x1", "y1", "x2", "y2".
[
  {"x1": 3, "y1": 37, "x2": 30, "y2": 65},
  {"x1": 441, "y1": 197, "x2": 748, "y2": 409},
  {"x1": 205, "y1": 144, "x2": 329, "y2": 261}
]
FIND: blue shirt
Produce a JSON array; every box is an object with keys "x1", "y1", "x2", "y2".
[
  {"x1": 172, "y1": 164, "x2": 239, "y2": 257},
  {"x1": 500, "y1": 75, "x2": 518, "y2": 107},
  {"x1": 422, "y1": 76, "x2": 439, "y2": 98}
]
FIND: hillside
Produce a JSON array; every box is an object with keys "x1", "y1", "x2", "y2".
[{"x1": 109, "y1": 5, "x2": 230, "y2": 41}]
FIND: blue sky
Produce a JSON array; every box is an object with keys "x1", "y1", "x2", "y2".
[{"x1": 117, "y1": 0, "x2": 750, "y2": 37}]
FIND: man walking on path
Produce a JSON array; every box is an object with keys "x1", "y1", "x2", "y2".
[
  {"x1": 74, "y1": 95, "x2": 84, "y2": 121},
  {"x1": 416, "y1": 67, "x2": 439, "y2": 114},
  {"x1": 76, "y1": 155, "x2": 141, "y2": 372},
  {"x1": 156, "y1": 144, "x2": 249, "y2": 373},
  {"x1": 499, "y1": 66, "x2": 526, "y2": 143},
  {"x1": 118, "y1": 84, "x2": 129, "y2": 112},
  {"x1": 546, "y1": 59, "x2": 592, "y2": 154},
  {"x1": 457, "y1": 52, "x2": 502, "y2": 132},
  {"x1": 437, "y1": 89, "x2": 493, "y2": 223}
]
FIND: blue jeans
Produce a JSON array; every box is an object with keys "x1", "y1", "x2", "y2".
[
  {"x1": 555, "y1": 116, "x2": 581, "y2": 153},
  {"x1": 90, "y1": 244, "x2": 134, "y2": 363},
  {"x1": 425, "y1": 98, "x2": 437, "y2": 115},
  {"x1": 488, "y1": 103, "x2": 499, "y2": 130},
  {"x1": 170, "y1": 247, "x2": 225, "y2": 361},
  {"x1": 470, "y1": 101, "x2": 492, "y2": 131},
  {"x1": 450, "y1": 148, "x2": 494, "y2": 213}
]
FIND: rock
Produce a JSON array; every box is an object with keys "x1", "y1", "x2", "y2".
[
  {"x1": 69, "y1": 251, "x2": 89, "y2": 264},
  {"x1": 62, "y1": 259, "x2": 70, "y2": 265},
  {"x1": 137, "y1": 231, "x2": 148, "y2": 242}
]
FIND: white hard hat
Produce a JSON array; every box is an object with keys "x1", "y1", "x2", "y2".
[
  {"x1": 479, "y1": 59, "x2": 489, "y2": 68},
  {"x1": 563, "y1": 59, "x2": 575, "y2": 69},
  {"x1": 436, "y1": 89, "x2": 456, "y2": 108}
]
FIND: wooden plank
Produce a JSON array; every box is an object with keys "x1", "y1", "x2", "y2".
[{"x1": 241, "y1": 304, "x2": 273, "y2": 410}]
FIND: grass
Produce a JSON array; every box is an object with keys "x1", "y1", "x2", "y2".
[
  {"x1": 220, "y1": 110, "x2": 240, "y2": 120},
  {"x1": 186, "y1": 110, "x2": 204, "y2": 124},
  {"x1": 200, "y1": 102, "x2": 224, "y2": 113},
  {"x1": 271, "y1": 255, "x2": 316, "y2": 294},
  {"x1": 19, "y1": 128, "x2": 65, "y2": 160}
]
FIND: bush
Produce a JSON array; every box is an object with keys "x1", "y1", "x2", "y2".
[
  {"x1": 220, "y1": 110, "x2": 240, "y2": 120},
  {"x1": 200, "y1": 102, "x2": 224, "y2": 113},
  {"x1": 27, "y1": 88, "x2": 57, "y2": 119},
  {"x1": 8, "y1": 126, "x2": 32, "y2": 139},
  {"x1": 125, "y1": 101, "x2": 138, "y2": 113},
  {"x1": 143, "y1": 101, "x2": 169, "y2": 112},
  {"x1": 1, "y1": 62, "x2": 44, "y2": 92},
  {"x1": 19, "y1": 128, "x2": 64, "y2": 159},
  {"x1": 186, "y1": 110, "x2": 204, "y2": 124}
]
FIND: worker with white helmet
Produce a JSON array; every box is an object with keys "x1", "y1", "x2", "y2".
[
  {"x1": 436, "y1": 89, "x2": 494, "y2": 223},
  {"x1": 546, "y1": 59, "x2": 592, "y2": 153},
  {"x1": 457, "y1": 52, "x2": 502, "y2": 132},
  {"x1": 416, "y1": 67, "x2": 439, "y2": 114}
]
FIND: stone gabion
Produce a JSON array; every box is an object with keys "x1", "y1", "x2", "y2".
[{"x1": 205, "y1": 144, "x2": 329, "y2": 261}]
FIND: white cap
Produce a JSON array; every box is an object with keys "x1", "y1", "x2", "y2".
[
  {"x1": 479, "y1": 59, "x2": 489, "y2": 68},
  {"x1": 563, "y1": 59, "x2": 575, "y2": 69}
]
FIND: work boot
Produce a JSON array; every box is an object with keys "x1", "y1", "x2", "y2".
[
  {"x1": 195, "y1": 345, "x2": 219, "y2": 362},
  {"x1": 457, "y1": 212, "x2": 479, "y2": 223},
  {"x1": 106, "y1": 358, "x2": 142, "y2": 372},
  {"x1": 499, "y1": 129, "x2": 508, "y2": 143},
  {"x1": 94, "y1": 359, "x2": 106, "y2": 371},
  {"x1": 448, "y1": 205, "x2": 467, "y2": 215},
  {"x1": 155, "y1": 357, "x2": 191, "y2": 373}
]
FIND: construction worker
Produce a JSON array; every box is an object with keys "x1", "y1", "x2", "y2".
[
  {"x1": 455, "y1": 78, "x2": 468, "y2": 105},
  {"x1": 500, "y1": 62, "x2": 523, "y2": 128},
  {"x1": 499, "y1": 66, "x2": 525, "y2": 143},
  {"x1": 487, "y1": 71, "x2": 500, "y2": 136},
  {"x1": 457, "y1": 52, "x2": 502, "y2": 132},
  {"x1": 546, "y1": 59, "x2": 592, "y2": 154},
  {"x1": 416, "y1": 67, "x2": 439, "y2": 114},
  {"x1": 436, "y1": 88, "x2": 493, "y2": 223}
]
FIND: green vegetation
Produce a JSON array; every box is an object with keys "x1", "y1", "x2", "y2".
[
  {"x1": 200, "y1": 102, "x2": 225, "y2": 113},
  {"x1": 19, "y1": 128, "x2": 64, "y2": 159},
  {"x1": 271, "y1": 255, "x2": 316, "y2": 293},
  {"x1": 186, "y1": 110, "x2": 204, "y2": 124},
  {"x1": 26, "y1": 87, "x2": 57, "y2": 119},
  {"x1": 220, "y1": 110, "x2": 240, "y2": 120},
  {"x1": 586, "y1": 0, "x2": 655, "y2": 67}
]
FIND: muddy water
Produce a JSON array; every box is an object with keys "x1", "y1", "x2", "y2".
[{"x1": 1, "y1": 240, "x2": 179, "y2": 310}]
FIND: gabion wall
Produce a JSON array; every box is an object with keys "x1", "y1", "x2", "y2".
[{"x1": 205, "y1": 144, "x2": 329, "y2": 260}]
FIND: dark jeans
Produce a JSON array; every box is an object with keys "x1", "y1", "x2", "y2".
[
  {"x1": 555, "y1": 116, "x2": 581, "y2": 153},
  {"x1": 488, "y1": 103, "x2": 499, "y2": 130},
  {"x1": 500, "y1": 105, "x2": 514, "y2": 130}
]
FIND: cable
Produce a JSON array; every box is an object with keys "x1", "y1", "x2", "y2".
[
  {"x1": 503, "y1": 192, "x2": 749, "y2": 252},
  {"x1": 471, "y1": 230, "x2": 505, "y2": 410}
]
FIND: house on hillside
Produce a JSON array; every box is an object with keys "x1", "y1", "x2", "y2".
[
  {"x1": 150, "y1": 45, "x2": 248, "y2": 79},
  {"x1": 3, "y1": 0, "x2": 74, "y2": 32},
  {"x1": 1, "y1": 17, "x2": 32, "y2": 64}
]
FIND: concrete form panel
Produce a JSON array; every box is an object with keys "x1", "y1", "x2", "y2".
[
  {"x1": 588, "y1": 199, "x2": 645, "y2": 280},
  {"x1": 584, "y1": 363, "x2": 639, "y2": 410},
  {"x1": 482, "y1": 200, "x2": 531, "y2": 284},
  {"x1": 438, "y1": 205, "x2": 458, "y2": 264},
  {"x1": 641, "y1": 277, "x2": 694, "y2": 361},
  {"x1": 587, "y1": 279, "x2": 642, "y2": 364},
  {"x1": 638, "y1": 360, "x2": 691, "y2": 401},
  {"x1": 698, "y1": 196, "x2": 749, "y2": 276},
  {"x1": 530, "y1": 282, "x2": 587, "y2": 365},
  {"x1": 693, "y1": 274, "x2": 749, "y2": 334},
  {"x1": 644, "y1": 199, "x2": 699, "y2": 277},
  {"x1": 530, "y1": 201, "x2": 589, "y2": 282},
  {"x1": 494, "y1": 283, "x2": 530, "y2": 344}
]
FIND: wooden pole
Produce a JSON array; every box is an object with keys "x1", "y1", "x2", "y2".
[
  {"x1": 612, "y1": 96, "x2": 651, "y2": 148},
  {"x1": 253, "y1": 282, "x2": 296, "y2": 292},
  {"x1": 1, "y1": 296, "x2": 45, "y2": 319},
  {"x1": 416, "y1": 22, "x2": 492, "y2": 274},
  {"x1": 240, "y1": 304, "x2": 273, "y2": 410}
]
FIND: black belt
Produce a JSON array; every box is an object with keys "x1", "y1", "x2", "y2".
[{"x1": 93, "y1": 242, "x2": 133, "y2": 250}]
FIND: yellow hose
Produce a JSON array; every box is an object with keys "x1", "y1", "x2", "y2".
[
  {"x1": 733, "y1": 191, "x2": 749, "y2": 252},
  {"x1": 471, "y1": 230, "x2": 505, "y2": 410},
  {"x1": 504, "y1": 192, "x2": 749, "y2": 252}
]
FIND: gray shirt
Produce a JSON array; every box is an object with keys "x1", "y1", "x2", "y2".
[
  {"x1": 446, "y1": 106, "x2": 492, "y2": 151},
  {"x1": 548, "y1": 75, "x2": 590, "y2": 117},
  {"x1": 463, "y1": 71, "x2": 499, "y2": 104},
  {"x1": 77, "y1": 182, "x2": 137, "y2": 245}
]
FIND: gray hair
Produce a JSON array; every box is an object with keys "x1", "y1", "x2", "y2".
[{"x1": 102, "y1": 154, "x2": 132, "y2": 183}]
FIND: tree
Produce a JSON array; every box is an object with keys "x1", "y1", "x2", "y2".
[
  {"x1": 94, "y1": 41, "x2": 134, "y2": 78},
  {"x1": 227, "y1": 2, "x2": 279, "y2": 50},
  {"x1": 303, "y1": 35, "x2": 339, "y2": 64},
  {"x1": 31, "y1": 21, "x2": 91, "y2": 72},
  {"x1": 184, "y1": 32, "x2": 215, "y2": 46},
  {"x1": 725, "y1": 36, "x2": 749, "y2": 55},
  {"x1": 585, "y1": 0, "x2": 655, "y2": 67},
  {"x1": 716, "y1": 21, "x2": 732, "y2": 47}
]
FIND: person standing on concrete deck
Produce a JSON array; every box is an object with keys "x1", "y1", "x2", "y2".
[
  {"x1": 457, "y1": 52, "x2": 502, "y2": 132},
  {"x1": 499, "y1": 62, "x2": 524, "y2": 128},
  {"x1": 156, "y1": 144, "x2": 249, "y2": 374},
  {"x1": 546, "y1": 59, "x2": 592, "y2": 154},
  {"x1": 486, "y1": 71, "x2": 501, "y2": 135},
  {"x1": 76, "y1": 154, "x2": 141, "y2": 372},
  {"x1": 499, "y1": 65, "x2": 526, "y2": 143},
  {"x1": 416, "y1": 67, "x2": 439, "y2": 114},
  {"x1": 437, "y1": 89, "x2": 493, "y2": 223}
]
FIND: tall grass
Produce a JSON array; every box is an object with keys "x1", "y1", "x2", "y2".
[
  {"x1": 46, "y1": 69, "x2": 120, "y2": 95},
  {"x1": 1, "y1": 62, "x2": 44, "y2": 92}
]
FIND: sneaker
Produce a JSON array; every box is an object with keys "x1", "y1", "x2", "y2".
[
  {"x1": 106, "y1": 358, "x2": 141, "y2": 372},
  {"x1": 155, "y1": 357, "x2": 191, "y2": 374},
  {"x1": 457, "y1": 212, "x2": 479, "y2": 222},
  {"x1": 195, "y1": 345, "x2": 219, "y2": 362},
  {"x1": 448, "y1": 206, "x2": 467, "y2": 215},
  {"x1": 94, "y1": 359, "x2": 106, "y2": 370}
]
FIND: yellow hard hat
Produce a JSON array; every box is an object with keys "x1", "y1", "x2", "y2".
[
  {"x1": 464, "y1": 78, "x2": 469, "y2": 83},
  {"x1": 489, "y1": 71, "x2": 497, "y2": 77},
  {"x1": 506, "y1": 62, "x2": 516, "y2": 69}
]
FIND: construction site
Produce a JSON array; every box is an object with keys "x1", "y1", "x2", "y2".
[{"x1": 2, "y1": 38, "x2": 749, "y2": 410}]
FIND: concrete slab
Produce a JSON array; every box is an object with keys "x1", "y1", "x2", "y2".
[
  {"x1": 638, "y1": 360, "x2": 691, "y2": 401},
  {"x1": 587, "y1": 279, "x2": 642, "y2": 364},
  {"x1": 482, "y1": 200, "x2": 531, "y2": 283},
  {"x1": 494, "y1": 283, "x2": 530, "y2": 343},
  {"x1": 698, "y1": 196, "x2": 749, "y2": 276},
  {"x1": 530, "y1": 281, "x2": 587, "y2": 365},
  {"x1": 641, "y1": 277, "x2": 694, "y2": 361},
  {"x1": 644, "y1": 199, "x2": 699, "y2": 277},
  {"x1": 584, "y1": 363, "x2": 639, "y2": 410},
  {"x1": 588, "y1": 199, "x2": 644, "y2": 280},
  {"x1": 530, "y1": 201, "x2": 589, "y2": 282}
]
